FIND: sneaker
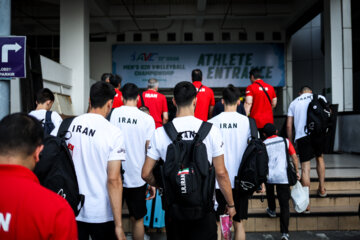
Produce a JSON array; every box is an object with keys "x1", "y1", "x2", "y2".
[
  {"x1": 266, "y1": 207, "x2": 276, "y2": 218},
  {"x1": 144, "y1": 233, "x2": 150, "y2": 240},
  {"x1": 281, "y1": 233, "x2": 289, "y2": 240}
]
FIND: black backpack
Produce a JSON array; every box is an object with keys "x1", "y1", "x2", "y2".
[
  {"x1": 160, "y1": 121, "x2": 215, "y2": 221},
  {"x1": 235, "y1": 118, "x2": 269, "y2": 196},
  {"x1": 43, "y1": 111, "x2": 55, "y2": 135},
  {"x1": 34, "y1": 117, "x2": 85, "y2": 216},
  {"x1": 305, "y1": 94, "x2": 331, "y2": 136}
]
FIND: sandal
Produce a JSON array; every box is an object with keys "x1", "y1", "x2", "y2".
[{"x1": 318, "y1": 188, "x2": 327, "y2": 197}]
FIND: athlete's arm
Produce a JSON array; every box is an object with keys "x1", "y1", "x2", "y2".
[
  {"x1": 286, "y1": 116, "x2": 294, "y2": 143},
  {"x1": 162, "y1": 112, "x2": 169, "y2": 125},
  {"x1": 208, "y1": 106, "x2": 214, "y2": 119},
  {"x1": 271, "y1": 97, "x2": 277, "y2": 109},
  {"x1": 142, "y1": 156, "x2": 157, "y2": 187},
  {"x1": 291, "y1": 153, "x2": 301, "y2": 180},
  {"x1": 244, "y1": 96, "x2": 253, "y2": 116},
  {"x1": 213, "y1": 154, "x2": 236, "y2": 219},
  {"x1": 144, "y1": 140, "x2": 156, "y2": 200},
  {"x1": 107, "y1": 160, "x2": 126, "y2": 240}
]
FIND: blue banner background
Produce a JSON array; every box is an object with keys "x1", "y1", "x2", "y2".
[{"x1": 112, "y1": 43, "x2": 285, "y2": 88}]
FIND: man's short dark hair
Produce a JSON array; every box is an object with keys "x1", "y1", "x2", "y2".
[
  {"x1": 0, "y1": 113, "x2": 43, "y2": 157},
  {"x1": 174, "y1": 81, "x2": 197, "y2": 107},
  {"x1": 110, "y1": 74, "x2": 122, "y2": 88},
  {"x1": 223, "y1": 84, "x2": 240, "y2": 105},
  {"x1": 101, "y1": 73, "x2": 114, "y2": 82},
  {"x1": 300, "y1": 86, "x2": 312, "y2": 93},
  {"x1": 90, "y1": 81, "x2": 116, "y2": 108},
  {"x1": 122, "y1": 83, "x2": 139, "y2": 101},
  {"x1": 249, "y1": 68, "x2": 263, "y2": 79},
  {"x1": 36, "y1": 88, "x2": 55, "y2": 104},
  {"x1": 263, "y1": 123, "x2": 277, "y2": 137},
  {"x1": 191, "y1": 69, "x2": 202, "y2": 82}
]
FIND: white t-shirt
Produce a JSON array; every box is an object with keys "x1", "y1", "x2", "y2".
[
  {"x1": 110, "y1": 106, "x2": 155, "y2": 188},
  {"x1": 65, "y1": 113, "x2": 126, "y2": 223},
  {"x1": 264, "y1": 136, "x2": 290, "y2": 184},
  {"x1": 287, "y1": 93, "x2": 327, "y2": 141},
  {"x1": 147, "y1": 116, "x2": 224, "y2": 165},
  {"x1": 29, "y1": 109, "x2": 63, "y2": 136},
  {"x1": 208, "y1": 112, "x2": 250, "y2": 189}
]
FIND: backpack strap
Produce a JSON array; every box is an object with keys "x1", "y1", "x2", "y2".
[
  {"x1": 283, "y1": 137, "x2": 290, "y2": 165},
  {"x1": 254, "y1": 82, "x2": 272, "y2": 105},
  {"x1": 140, "y1": 92, "x2": 146, "y2": 107},
  {"x1": 196, "y1": 85, "x2": 203, "y2": 95},
  {"x1": 106, "y1": 108, "x2": 115, "y2": 121},
  {"x1": 163, "y1": 121, "x2": 179, "y2": 142},
  {"x1": 196, "y1": 121, "x2": 212, "y2": 142},
  {"x1": 57, "y1": 117, "x2": 75, "y2": 138},
  {"x1": 248, "y1": 117, "x2": 259, "y2": 139},
  {"x1": 45, "y1": 111, "x2": 52, "y2": 123}
]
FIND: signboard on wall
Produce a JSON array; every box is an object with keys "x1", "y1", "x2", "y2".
[
  {"x1": 0, "y1": 36, "x2": 26, "y2": 78},
  {"x1": 112, "y1": 43, "x2": 284, "y2": 88}
]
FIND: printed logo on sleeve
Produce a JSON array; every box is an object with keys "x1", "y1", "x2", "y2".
[{"x1": 117, "y1": 148, "x2": 126, "y2": 154}]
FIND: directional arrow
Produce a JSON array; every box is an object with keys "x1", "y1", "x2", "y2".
[{"x1": 1, "y1": 43, "x2": 22, "y2": 63}]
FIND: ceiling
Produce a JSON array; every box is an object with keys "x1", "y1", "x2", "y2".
[{"x1": 11, "y1": 0, "x2": 321, "y2": 35}]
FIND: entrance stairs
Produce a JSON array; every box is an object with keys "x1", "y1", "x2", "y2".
[
  {"x1": 122, "y1": 154, "x2": 360, "y2": 232},
  {"x1": 246, "y1": 154, "x2": 360, "y2": 232}
]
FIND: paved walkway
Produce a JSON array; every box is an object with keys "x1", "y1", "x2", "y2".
[
  {"x1": 306, "y1": 153, "x2": 360, "y2": 178},
  {"x1": 141, "y1": 231, "x2": 360, "y2": 240}
]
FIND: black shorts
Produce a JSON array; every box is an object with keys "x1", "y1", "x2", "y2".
[
  {"x1": 123, "y1": 184, "x2": 147, "y2": 220},
  {"x1": 215, "y1": 189, "x2": 249, "y2": 222},
  {"x1": 296, "y1": 135, "x2": 325, "y2": 163},
  {"x1": 77, "y1": 221, "x2": 116, "y2": 240},
  {"x1": 165, "y1": 211, "x2": 217, "y2": 240}
]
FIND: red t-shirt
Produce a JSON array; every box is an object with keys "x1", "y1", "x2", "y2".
[
  {"x1": 193, "y1": 81, "x2": 215, "y2": 121},
  {"x1": 0, "y1": 165, "x2": 78, "y2": 240},
  {"x1": 246, "y1": 79, "x2": 276, "y2": 128},
  {"x1": 139, "y1": 89, "x2": 168, "y2": 128},
  {"x1": 267, "y1": 135, "x2": 296, "y2": 155},
  {"x1": 112, "y1": 88, "x2": 123, "y2": 108}
]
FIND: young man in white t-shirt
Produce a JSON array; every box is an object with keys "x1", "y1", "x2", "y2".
[
  {"x1": 142, "y1": 81, "x2": 235, "y2": 240},
  {"x1": 29, "y1": 88, "x2": 62, "y2": 136},
  {"x1": 208, "y1": 85, "x2": 250, "y2": 240},
  {"x1": 110, "y1": 83, "x2": 156, "y2": 240},
  {"x1": 66, "y1": 82, "x2": 126, "y2": 240},
  {"x1": 262, "y1": 123, "x2": 300, "y2": 240},
  {"x1": 286, "y1": 86, "x2": 328, "y2": 212}
]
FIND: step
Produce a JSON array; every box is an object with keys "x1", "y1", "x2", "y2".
[
  {"x1": 309, "y1": 177, "x2": 360, "y2": 191},
  {"x1": 121, "y1": 206, "x2": 360, "y2": 233},
  {"x1": 244, "y1": 206, "x2": 360, "y2": 232},
  {"x1": 249, "y1": 190, "x2": 360, "y2": 209}
]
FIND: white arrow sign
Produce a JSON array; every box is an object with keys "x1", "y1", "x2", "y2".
[{"x1": 1, "y1": 42, "x2": 22, "y2": 63}]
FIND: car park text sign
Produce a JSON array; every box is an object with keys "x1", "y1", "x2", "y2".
[
  {"x1": 0, "y1": 36, "x2": 26, "y2": 78},
  {"x1": 112, "y1": 43, "x2": 284, "y2": 88}
]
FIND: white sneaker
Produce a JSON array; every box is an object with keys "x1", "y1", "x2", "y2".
[
  {"x1": 144, "y1": 233, "x2": 150, "y2": 240},
  {"x1": 281, "y1": 233, "x2": 289, "y2": 240}
]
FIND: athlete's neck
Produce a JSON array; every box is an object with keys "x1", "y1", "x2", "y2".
[
  {"x1": 36, "y1": 103, "x2": 51, "y2": 111},
  {"x1": 176, "y1": 106, "x2": 195, "y2": 118},
  {"x1": 89, "y1": 107, "x2": 108, "y2": 118},
  {"x1": 123, "y1": 99, "x2": 138, "y2": 107},
  {"x1": 224, "y1": 104, "x2": 237, "y2": 112}
]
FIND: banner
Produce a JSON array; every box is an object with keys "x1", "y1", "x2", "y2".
[{"x1": 112, "y1": 44, "x2": 284, "y2": 88}]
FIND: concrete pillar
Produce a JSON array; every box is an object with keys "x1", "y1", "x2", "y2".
[
  {"x1": 324, "y1": 0, "x2": 353, "y2": 111},
  {"x1": 60, "y1": 0, "x2": 90, "y2": 115},
  {"x1": 0, "y1": 0, "x2": 11, "y2": 119},
  {"x1": 284, "y1": 38, "x2": 293, "y2": 114},
  {"x1": 342, "y1": 0, "x2": 353, "y2": 111}
]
